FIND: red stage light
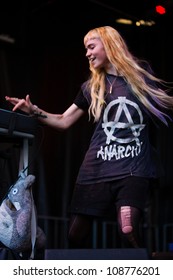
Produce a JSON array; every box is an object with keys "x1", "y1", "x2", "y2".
[{"x1": 155, "y1": 5, "x2": 166, "y2": 15}]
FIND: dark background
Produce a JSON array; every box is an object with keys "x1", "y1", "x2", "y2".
[{"x1": 0, "y1": 0, "x2": 173, "y2": 251}]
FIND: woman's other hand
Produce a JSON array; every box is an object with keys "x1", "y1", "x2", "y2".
[{"x1": 5, "y1": 94, "x2": 35, "y2": 115}]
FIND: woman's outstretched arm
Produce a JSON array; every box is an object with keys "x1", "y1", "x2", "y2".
[{"x1": 5, "y1": 94, "x2": 85, "y2": 131}]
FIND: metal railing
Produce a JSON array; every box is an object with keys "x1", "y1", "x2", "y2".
[{"x1": 38, "y1": 215, "x2": 173, "y2": 253}]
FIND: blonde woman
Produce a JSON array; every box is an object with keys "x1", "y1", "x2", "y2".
[{"x1": 6, "y1": 26, "x2": 173, "y2": 249}]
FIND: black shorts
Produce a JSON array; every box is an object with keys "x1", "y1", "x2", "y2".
[{"x1": 69, "y1": 176, "x2": 150, "y2": 218}]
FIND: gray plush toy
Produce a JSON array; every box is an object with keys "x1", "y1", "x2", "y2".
[{"x1": 0, "y1": 173, "x2": 46, "y2": 259}]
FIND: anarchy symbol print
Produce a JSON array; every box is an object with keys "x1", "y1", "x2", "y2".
[{"x1": 102, "y1": 96, "x2": 145, "y2": 145}]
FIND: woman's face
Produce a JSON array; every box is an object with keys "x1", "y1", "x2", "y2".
[{"x1": 85, "y1": 37, "x2": 110, "y2": 70}]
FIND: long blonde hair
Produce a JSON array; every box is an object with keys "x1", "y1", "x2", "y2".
[{"x1": 84, "y1": 26, "x2": 173, "y2": 124}]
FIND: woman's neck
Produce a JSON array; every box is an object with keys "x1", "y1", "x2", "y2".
[{"x1": 105, "y1": 63, "x2": 118, "y2": 76}]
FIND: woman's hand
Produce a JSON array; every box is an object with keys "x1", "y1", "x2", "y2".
[{"x1": 5, "y1": 94, "x2": 35, "y2": 115}]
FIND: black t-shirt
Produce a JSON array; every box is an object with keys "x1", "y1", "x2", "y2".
[{"x1": 74, "y1": 75, "x2": 158, "y2": 184}]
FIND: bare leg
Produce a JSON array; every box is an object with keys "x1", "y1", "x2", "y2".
[{"x1": 117, "y1": 206, "x2": 142, "y2": 248}]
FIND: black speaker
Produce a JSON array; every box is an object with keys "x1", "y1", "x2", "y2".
[{"x1": 44, "y1": 248, "x2": 149, "y2": 260}]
